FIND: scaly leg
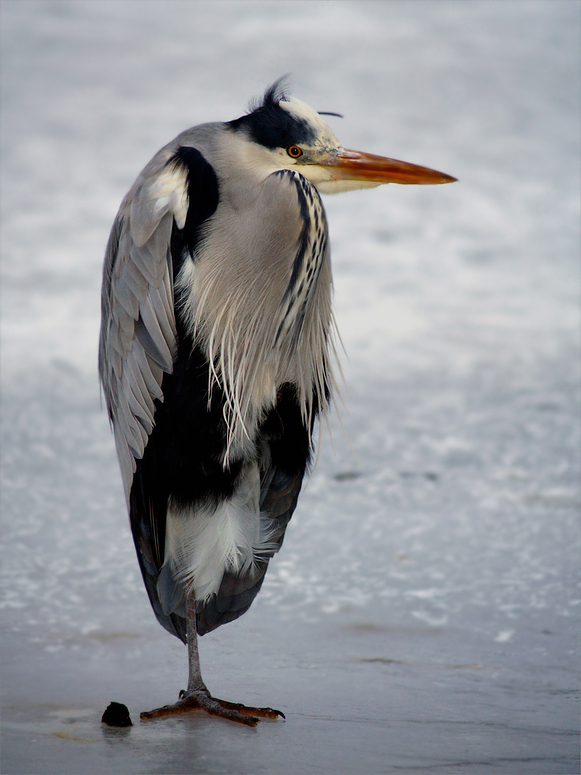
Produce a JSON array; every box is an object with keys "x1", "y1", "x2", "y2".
[{"x1": 140, "y1": 591, "x2": 284, "y2": 726}]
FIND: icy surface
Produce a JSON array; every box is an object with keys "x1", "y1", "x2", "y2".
[{"x1": 1, "y1": 2, "x2": 579, "y2": 773}]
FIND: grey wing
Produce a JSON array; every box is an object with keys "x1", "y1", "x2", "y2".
[{"x1": 99, "y1": 148, "x2": 188, "y2": 503}]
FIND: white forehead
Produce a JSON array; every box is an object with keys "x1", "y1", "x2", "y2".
[{"x1": 279, "y1": 96, "x2": 341, "y2": 148}]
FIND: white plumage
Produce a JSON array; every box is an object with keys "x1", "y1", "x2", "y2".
[{"x1": 163, "y1": 462, "x2": 277, "y2": 603}]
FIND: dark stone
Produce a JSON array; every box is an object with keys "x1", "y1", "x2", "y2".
[{"x1": 101, "y1": 702, "x2": 132, "y2": 727}]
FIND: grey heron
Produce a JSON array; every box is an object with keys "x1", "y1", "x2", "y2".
[{"x1": 99, "y1": 80, "x2": 455, "y2": 726}]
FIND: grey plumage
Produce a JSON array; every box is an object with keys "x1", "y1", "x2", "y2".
[{"x1": 99, "y1": 81, "x2": 455, "y2": 724}]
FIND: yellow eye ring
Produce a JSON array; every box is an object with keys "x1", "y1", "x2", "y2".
[{"x1": 287, "y1": 145, "x2": 303, "y2": 159}]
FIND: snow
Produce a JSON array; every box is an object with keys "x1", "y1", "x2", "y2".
[{"x1": 1, "y1": 1, "x2": 579, "y2": 773}]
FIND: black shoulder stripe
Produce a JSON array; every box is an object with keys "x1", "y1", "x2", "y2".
[{"x1": 170, "y1": 146, "x2": 220, "y2": 271}]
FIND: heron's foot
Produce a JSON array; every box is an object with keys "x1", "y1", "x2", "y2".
[{"x1": 140, "y1": 689, "x2": 284, "y2": 727}]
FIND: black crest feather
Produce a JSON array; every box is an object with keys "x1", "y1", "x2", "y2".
[
  {"x1": 227, "y1": 77, "x2": 316, "y2": 150},
  {"x1": 249, "y1": 75, "x2": 291, "y2": 112}
]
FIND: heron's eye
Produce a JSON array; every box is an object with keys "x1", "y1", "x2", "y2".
[{"x1": 287, "y1": 145, "x2": 303, "y2": 159}]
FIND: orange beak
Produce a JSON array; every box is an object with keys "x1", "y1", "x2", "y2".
[{"x1": 320, "y1": 148, "x2": 457, "y2": 185}]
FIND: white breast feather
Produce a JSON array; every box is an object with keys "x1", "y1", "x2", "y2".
[
  {"x1": 164, "y1": 169, "x2": 336, "y2": 602},
  {"x1": 163, "y1": 463, "x2": 277, "y2": 601},
  {"x1": 175, "y1": 169, "x2": 336, "y2": 465}
]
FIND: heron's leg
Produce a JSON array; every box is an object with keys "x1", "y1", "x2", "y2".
[
  {"x1": 185, "y1": 592, "x2": 207, "y2": 694},
  {"x1": 140, "y1": 589, "x2": 284, "y2": 726}
]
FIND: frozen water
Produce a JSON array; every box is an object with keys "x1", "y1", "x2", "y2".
[{"x1": 1, "y1": 1, "x2": 579, "y2": 773}]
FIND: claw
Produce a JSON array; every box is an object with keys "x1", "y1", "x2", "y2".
[{"x1": 140, "y1": 690, "x2": 283, "y2": 726}]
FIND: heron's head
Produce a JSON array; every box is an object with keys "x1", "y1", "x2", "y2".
[{"x1": 226, "y1": 80, "x2": 456, "y2": 193}]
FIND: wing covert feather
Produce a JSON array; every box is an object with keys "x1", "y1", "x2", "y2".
[{"x1": 99, "y1": 150, "x2": 190, "y2": 502}]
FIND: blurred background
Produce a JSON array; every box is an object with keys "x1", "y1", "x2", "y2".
[{"x1": 1, "y1": 2, "x2": 579, "y2": 773}]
